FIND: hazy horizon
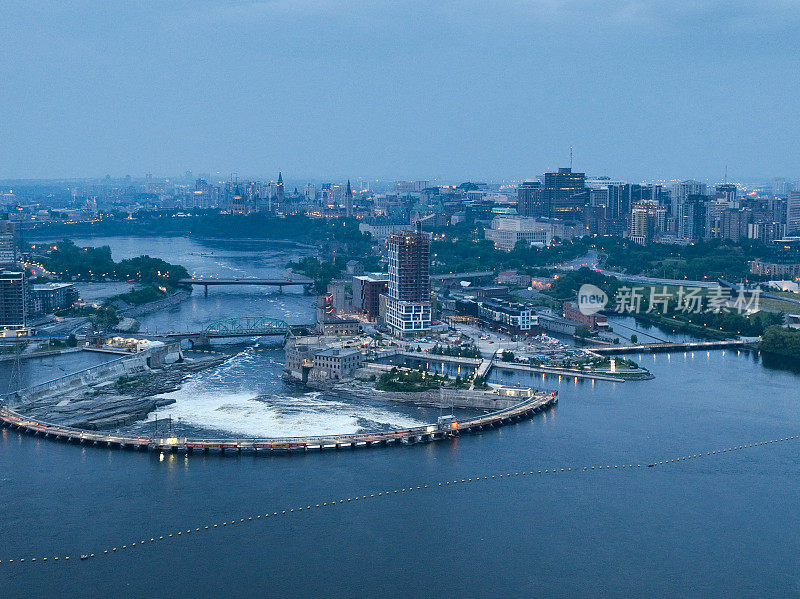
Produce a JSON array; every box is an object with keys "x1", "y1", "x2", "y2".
[{"x1": 2, "y1": 1, "x2": 799, "y2": 181}]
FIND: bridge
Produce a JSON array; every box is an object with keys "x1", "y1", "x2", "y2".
[
  {"x1": 178, "y1": 277, "x2": 314, "y2": 296},
  {"x1": 0, "y1": 392, "x2": 557, "y2": 454},
  {"x1": 205, "y1": 316, "x2": 292, "y2": 337},
  {"x1": 159, "y1": 317, "x2": 315, "y2": 347},
  {"x1": 591, "y1": 340, "x2": 752, "y2": 354}
]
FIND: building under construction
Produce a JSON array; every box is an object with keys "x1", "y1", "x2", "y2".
[{"x1": 385, "y1": 223, "x2": 431, "y2": 335}]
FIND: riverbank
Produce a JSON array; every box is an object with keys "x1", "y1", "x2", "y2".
[{"x1": 116, "y1": 289, "x2": 192, "y2": 317}]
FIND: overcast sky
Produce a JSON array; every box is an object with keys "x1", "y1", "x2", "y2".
[{"x1": 1, "y1": 1, "x2": 798, "y2": 182}]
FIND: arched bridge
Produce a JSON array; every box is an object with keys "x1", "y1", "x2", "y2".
[
  {"x1": 158, "y1": 317, "x2": 316, "y2": 346},
  {"x1": 204, "y1": 316, "x2": 291, "y2": 337}
]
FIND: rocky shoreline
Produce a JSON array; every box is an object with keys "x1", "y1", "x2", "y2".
[
  {"x1": 118, "y1": 290, "x2": 192, "y2": 318},
  {"x1": 14, "y1": 355, "x2": 226, "y2": 430},
  {"x1": 298, "y1": 378, "x2": 526, "y2": 411}
]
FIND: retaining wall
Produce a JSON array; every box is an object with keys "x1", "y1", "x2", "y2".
[{"x1": 5, "y1": 353, "x2": 150, "y2": 405}]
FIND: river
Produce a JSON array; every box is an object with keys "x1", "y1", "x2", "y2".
[{"x1": 2, "y1": 236, "x2": 800, "y2": 597}]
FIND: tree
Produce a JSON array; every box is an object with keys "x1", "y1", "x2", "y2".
[
  {"x1": 762, "y1": 326, "x2": 800, "y2": 360},
  {"x1": 501, "y1": 350, "x2": 514, "y2": 362},
  {"x1": 66, "y1": 334, "x2": 78, "y2": 347},
  {"x1": 630, "y1": 334, "x2": 638, "y2": 344}
]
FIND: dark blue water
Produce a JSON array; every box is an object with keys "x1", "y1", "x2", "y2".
[
  {"x1": 5, "y1": 236, "x2": 798, "y2": 597},
  {"x1": 3, "y1": 348, "x2": 800, "y2": 598},
  {"x1": 61, "y1": 236, "x2": 315, "y2": 333}
]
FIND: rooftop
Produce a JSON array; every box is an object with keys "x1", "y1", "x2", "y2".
[{"x1": 315, "y1": 347, "x2": 360, "y2": 358}]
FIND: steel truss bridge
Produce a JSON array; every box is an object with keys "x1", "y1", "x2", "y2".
[{"x1": 204, "y1": 316, "x2": 293, "y2": 337}]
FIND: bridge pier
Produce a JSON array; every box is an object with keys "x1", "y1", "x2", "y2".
[{"x1": 203, "y1": 284, "x2": 208, "y2": 298}]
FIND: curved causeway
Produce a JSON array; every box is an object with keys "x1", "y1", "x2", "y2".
[{"x1": 0, "y1": 392, "x2": 557, "y2": 455}]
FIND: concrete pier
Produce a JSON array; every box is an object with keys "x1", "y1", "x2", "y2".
[{"x1": 0, "y1": 392, "x2": 557, "y2": 456}]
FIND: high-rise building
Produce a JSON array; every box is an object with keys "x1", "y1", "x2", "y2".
[
  {"x1": 671, "y1": 180, "x2": 707, "y2": 218},
  {"x1": 720, "y1": 208, "x2": 745, "y2": 242},
  {"x1": 0, "y1": 214, "x2": 17, "y2": 266},
  {"x1": 352, "y1": 273, "x2": 389, "y2": 321},
  {"x1": 385, "y1": 224, "x2": 431, "y2": 335},
  {"x1": 715, "y1": 184, "x2": 737, "y2": 203},
  {"x1": 345, "y1": 179, "x2": 353, "y2": 218},
  {"x1": 676, "y1": 194, "x2": 707, "y2": 240},
  {"x1": 516, "y1": 181, "x2": 543, "y2": 217},
  {"x1": 543, "y1": 168, "x2": 586, "y2": 219},
  {"x1": 787, "y1": 191, "x2": 800, "y2": 235},
  {"x1": 629, "y1": 203, "x2": 667, "y2": 245},
  {"x1": 0, "y1": 270, "x2": 26, "y2": 331}
]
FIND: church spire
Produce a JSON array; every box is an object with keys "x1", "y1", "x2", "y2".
[{"x1": 345, "y1": 179, "x2": 353, "y2": 218}]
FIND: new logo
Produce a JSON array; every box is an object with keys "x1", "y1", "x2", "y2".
[{"x1": 577, "y1": 283, "x2": 608, "y2": 315}]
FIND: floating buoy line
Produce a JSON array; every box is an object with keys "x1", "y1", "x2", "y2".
[{"x1": 1, "y1": 434, "x2": 797, "y2": 566}]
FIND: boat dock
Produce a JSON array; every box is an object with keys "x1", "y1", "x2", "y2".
[
  {"x1": 491, "y1": 361, "x2": 627, "y2": 382},
  {"x1": 591, "y1": 340, "x2": 751, "y2": 354}
]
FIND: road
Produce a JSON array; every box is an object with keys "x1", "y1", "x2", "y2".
[{"x1": 556, "y1": 249, "x2": 720, "y2": 289}]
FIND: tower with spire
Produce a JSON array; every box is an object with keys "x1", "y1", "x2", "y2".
[
  {"x1": 345, "y1": 179, "x2": 353, "y2": 218},
  {"x1": 276, "y1": 172, "x2": 285, "y2": 208}
]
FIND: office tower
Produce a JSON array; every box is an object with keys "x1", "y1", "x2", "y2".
[
  {"x1": 0, "y1": 214, "x2": 17, "y2": 266},
  {"x1": 720, "y1": 209, "x2": 745, "y2": 242},
  {"x1": 345, "y1": 179, "x2": 353, "y2": 218},
  {"x1": 671, "y1": 180, "x2": 707, "y2": 218},
  {"x1": 385, "y1": 224, "x2": 431, "y2": 335},
  {"x1": 677, "y1": 194, "x2": 707, "y2": 240},
  {"x1": 413, "y1": 180, "x2": 430, "y2": 192},
  {"x1": 629, "y1": 203, "x2": 666, "y2": 245},
  {"x1": 787, "y1": 191, "x2": 800, "y2": 235},
  {"x1": 276, "y1": 172, "x2": 285, "y2": 207},
  {"x1": 606, "y1": 184, "x2": 630, "y2": 221},
  {"x1": 543, "y1": 167, "x2": 586, "y2": 219},
  {"x1": 516, "y1": 181, "x2": 544, "y2": 217},
  {"x1": 0, "y1": 270, "x2": 26, "y2": 331}
]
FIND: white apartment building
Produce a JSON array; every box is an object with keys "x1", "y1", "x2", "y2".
[{"x1": 485, "y1": 217, "x2": 554, "y2": 251}]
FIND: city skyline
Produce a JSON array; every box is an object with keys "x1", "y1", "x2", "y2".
[
  {"x1": 2, "y1": 1, "x2": 799, "y2": 181},
  {"x1": 5, "y1": 3, "x2": 800, "y2": 597}
]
